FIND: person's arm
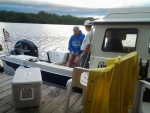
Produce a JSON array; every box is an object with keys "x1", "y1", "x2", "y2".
[
  {"x1": 68, "y1": 37, "x2": 73, "y2": 53},
  {"x1": 83, "y1": 33, "x2": 91, "y2": 56},
  {"x1": 83, "y1": 44, "x2": 90, "y2": 56},
  {"x1": 77, "y1": 50, "x2": 82, "y2": 55}
]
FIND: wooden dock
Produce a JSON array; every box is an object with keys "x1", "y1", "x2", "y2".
[{"x1": 0, "y1": 73, "x2": 83, "y2": 113}]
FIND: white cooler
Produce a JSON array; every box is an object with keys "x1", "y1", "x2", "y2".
[{"x1": 12, "y1": 67, "x2": 42, "y2": 108}]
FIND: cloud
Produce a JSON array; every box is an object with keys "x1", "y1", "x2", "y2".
[
  {"x1": 1, "y1": 0, "x2": 150, "y2": 8},
  {"x1": 0, "y1": 0, "x2": 150, "y2": 17},
  {"x1": 0, "y1": 4, "x2": 106, "y2": 17}
]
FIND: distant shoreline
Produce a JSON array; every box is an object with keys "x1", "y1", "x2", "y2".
[
  {"x1": 0, "y1": 10, "x2": 95, "y2": 25},
  {"x1": 0, "y1": 21, "x2": 84, "y2": 26}
]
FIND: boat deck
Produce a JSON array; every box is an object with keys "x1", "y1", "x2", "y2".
[{"x1": 0, "y1": 73, "x2": 83, "y2": 113}]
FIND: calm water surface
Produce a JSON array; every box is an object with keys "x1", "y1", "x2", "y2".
[{"x1": 0, "y1": 22, "x2": 86, "y2": 60}]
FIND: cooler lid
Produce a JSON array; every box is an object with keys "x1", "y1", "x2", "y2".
[{"x1": 13, "y1": 67, "x2": 42, "y2": 84}]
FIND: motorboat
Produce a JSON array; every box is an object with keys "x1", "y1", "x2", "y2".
[{"x1": 1, "y1": 7, "x2": 150, "y2": 88}]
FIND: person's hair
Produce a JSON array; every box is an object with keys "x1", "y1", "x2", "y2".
[{"x1": 106, "y1": 30, "x2": 116, "y2": 37}]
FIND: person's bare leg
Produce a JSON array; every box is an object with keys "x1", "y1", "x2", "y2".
[
  {"x1": 66, "y1": 55, "x2": 74, "y2": 67},
  {"x1": 74, "y1": 56, "x2": 80, "y2": 67}
]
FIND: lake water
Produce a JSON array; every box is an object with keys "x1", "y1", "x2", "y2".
[{"x1": 0, "y1": 22, "x2": 86, "y2": 60}]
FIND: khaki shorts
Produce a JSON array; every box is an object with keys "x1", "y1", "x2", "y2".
[
  {"x1": 80, "y1": 51, "x2": 91, "y2": 68},
  {"x1": 69, "y1": 52, "x2": 80, "y2": 60}
]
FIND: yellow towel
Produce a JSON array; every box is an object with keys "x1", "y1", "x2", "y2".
[
  {"x1": 83, "y1": 65, "x2": 114, "y2": 113},
  {"x1": 83, "y1": 52, "x2": 139, "y2": 113},
  {"x1": 119, "y1": 52, "x2": 139, "y2": 113}
]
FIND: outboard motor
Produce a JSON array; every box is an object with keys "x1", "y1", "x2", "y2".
[{"x1": 11, "y1": 39, "x2": 38, "y2": 57}]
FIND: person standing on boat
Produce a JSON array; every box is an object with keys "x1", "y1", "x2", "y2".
[
  {"x1": 80, "y1": 20, "x2": 92, "y2": 68},
  {"x1": 66, "y1": 26, "x2": 85, "y2": 67}
]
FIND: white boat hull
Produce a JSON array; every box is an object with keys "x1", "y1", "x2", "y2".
[{"x1": 1, "y1": 55, "x2": 73, "y2": 87}]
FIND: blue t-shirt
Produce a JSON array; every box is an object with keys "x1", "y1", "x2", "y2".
[{"x1": 68, "y1": 30, "x2": 85, "y2": 54}]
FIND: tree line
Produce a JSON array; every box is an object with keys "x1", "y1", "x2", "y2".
[{"x1": 0, "y1": 10, "x2": 94, "y2": 25}]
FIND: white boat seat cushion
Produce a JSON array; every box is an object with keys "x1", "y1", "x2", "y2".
[{"x1": 47, "y1": 51, "x2": 69, "y2": 64}]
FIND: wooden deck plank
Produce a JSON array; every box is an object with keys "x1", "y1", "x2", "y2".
[
  {"x1": 36, "y1": 87, "x2": 64, "y2": 112},
  {"x1": 51, "y1": 91, "x2": 82, "y2": 113},
  {"x1": 40, "y1": 85, "x2": 56, "y2": 98},
  {"x1": 0, "y1": 104, "x2": 14, "y2": 113},
  {"x1": 0, "y1": 73, "x2": 12, "y2": 77},
  {"x1": 0, "y1": 83, "x2": 49, "y2": 108},
  {"x1": 0, "y1": 95, "x2": 12, "y2": 107},
  {"x1": 0, "y1": 89, "x2": 12, "y2": 100},
  {"x1": 5, "y1": 84, "x2": 57, "y2": 113},
  {"x1": 0, "y1": 79, "x2": 12, "y2": 88},
  {"x1": 41, "y1": 83, "x2": 49, "y2": 90},
  {"x1": 0, "y1": 73, "x2": 10, "y2": 79},
  {"x1": 29, "y1": 87, "x2": 64, "y2": 113},
  {"x1": 38, "y1": 90, "x2": 66, "y2": 113},
  {"x1": 68, "y1": 96, "x2": 83, "y2": 113},
  {"x1": 0, "y1": 76, "x2": 12, "y2": 83},
  {"x1": 0, "y1": 84, "x2": 11, "y2": 94},
  {"x1": 0, "y1": 73, "x2": 83, "y2": 113}
]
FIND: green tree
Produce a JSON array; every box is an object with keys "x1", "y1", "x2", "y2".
[{"x1": 0, "y1": 10, "x2": 95, "y2": 25}]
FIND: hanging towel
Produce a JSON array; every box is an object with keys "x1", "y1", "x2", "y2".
[
  {"x1": 83, "y1": 65, "x2": 115, "y2": 113},
  {"x1": 118, "y1": 52, "x2": 139, "y2": 113},
  {"x1": 83, "y1": 52, "x2": 139, "y2": 113}
]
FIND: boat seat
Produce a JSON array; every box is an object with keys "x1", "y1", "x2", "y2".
[{"x1": 47, "y1": 51, "x2": 69, "y2": 65}]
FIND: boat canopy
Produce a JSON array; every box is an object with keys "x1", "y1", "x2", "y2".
[{"x1": 93, "y1": 7, "x2": 150, "y2": 25}]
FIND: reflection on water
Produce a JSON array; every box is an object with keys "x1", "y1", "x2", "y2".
[{"x1": 0, "y1": 22, "x2": 86, "y2": 60}]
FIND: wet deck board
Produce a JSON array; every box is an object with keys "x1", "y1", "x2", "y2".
[{"x1": 0, "y1": 73, "x2": 83, "y2": 113}]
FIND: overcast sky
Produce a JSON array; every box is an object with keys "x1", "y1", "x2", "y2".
[{"x1": 0, "y1": 0, "x2": 150, "y2": 17}]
